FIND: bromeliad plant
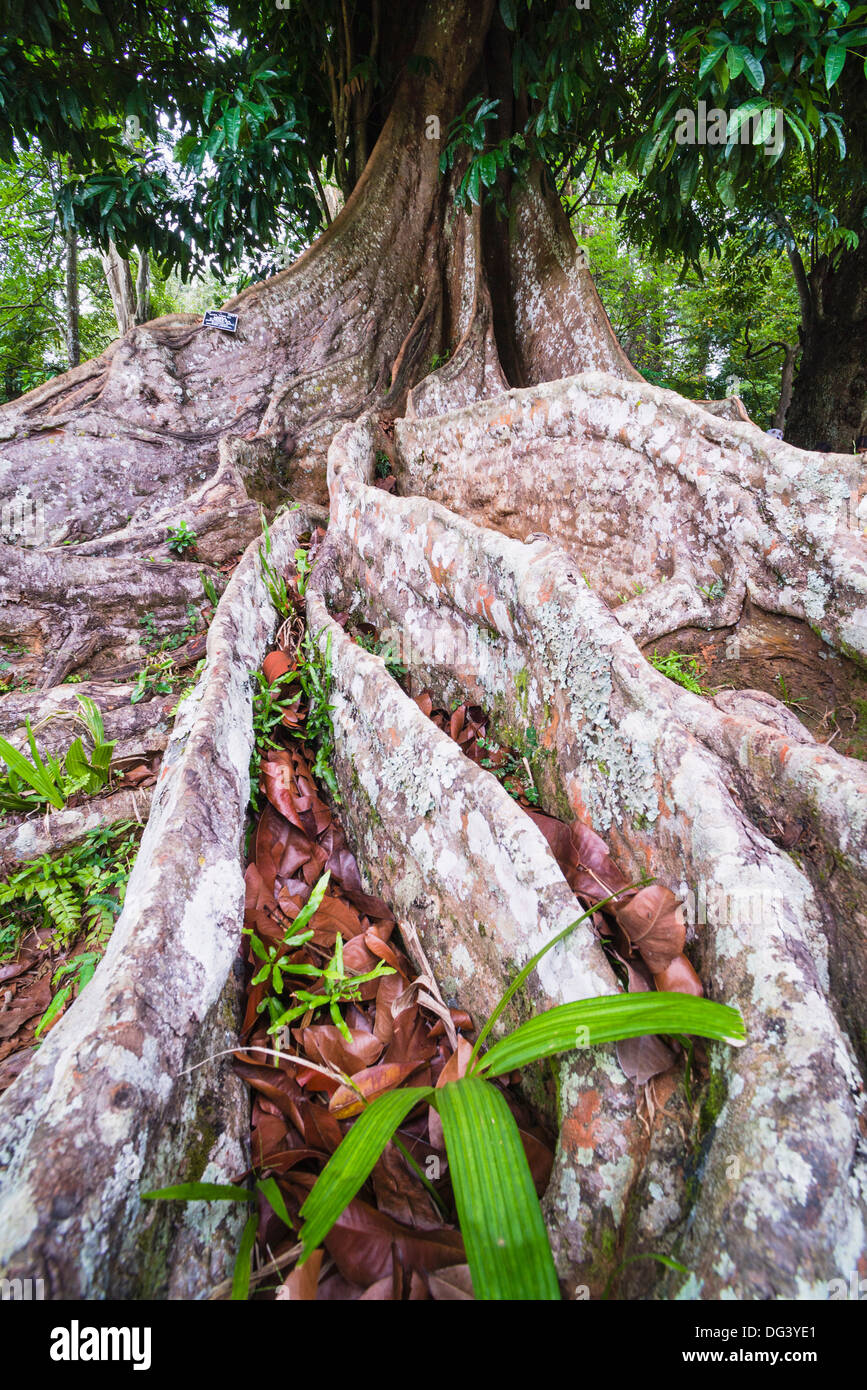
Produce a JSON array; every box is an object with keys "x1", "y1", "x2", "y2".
[{"x1": 294, "y1": 904, "x2": 746, "y2": 1300}]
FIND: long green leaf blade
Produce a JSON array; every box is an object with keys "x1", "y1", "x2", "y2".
[
  {"x1": 141, "y1": 1181, "x2": 254, "y2": 1202},
  {"x1": 434, "y1": 1078, "x2": 559, "y2": 1300},
  {"x1": 298, "y1": 1086, "x2": 433, "y2": 1261},
  {"x1": 475, "y1": 994, "x2": 745, "y2": 1078},
  {"x1": 232, "y1": 1212, "x2": 259, "y2": 1300},
  {"x1": 469, "y1": 891, "x2": 637, "y2": 1071},
  {"x1": 0, "y1": 734, "x2": 64, "y2": 809}
]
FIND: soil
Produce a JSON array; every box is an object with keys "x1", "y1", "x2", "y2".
[{"x1": 644, "y1": 599, "x2": 867, "y2": 760}]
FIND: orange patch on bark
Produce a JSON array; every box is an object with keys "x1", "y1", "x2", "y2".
[
  {"x1": 562, "y1": 1089, "x2": 602, "y2": 1151},
  {"x1": 537, "y1": 577, "x2": 555, "y2": 602},
  {"x1": 541, "y1": 707, "x2": 560, "y2": 747},
  {"x1": 476, "y1": 584, "x2": 495, "y2": 623}
]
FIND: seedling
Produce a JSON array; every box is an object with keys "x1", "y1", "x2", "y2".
[
  {"x1": 166, "y1": 520, "x2": 198, "y2": 555},
  {"x1": 264, "y1": 928, "x2": 395, "y2": 1043}
]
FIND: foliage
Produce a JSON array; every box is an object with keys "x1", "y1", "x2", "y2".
[
  {"x1": 34, "y1": 950, "x2": 101, "y2": 1039},
  {"x1": 249, "y1": 666, "x2": 304, "y2": 805},
  {"x1": 579, "y1": 168, "x2": 802, "y2": 423},
  {"x1": 166, "y1": 520, "x2": 198, "y2": 555},
  {"x1": 650, "y1": 649, "x2": 710, "y2": 694},
  {"x1": 200, "y1": 570, "x2": 221, "y2": 608},
  {"x1": 296, "y1": 905, "x2": 745, "y2": 1299},
  {"x1": 0, "y1": 821, "x2": 140, "y2": 958},
  {"x1": 131, "y1": 655, "x2": 176, "y2": 705},
  {"x1": 0, "y1": 696, "x2": 116, "y2": 814}
]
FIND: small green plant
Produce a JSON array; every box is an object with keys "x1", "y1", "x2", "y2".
[
  {"x1": 200, "y1": 570, "x2": 221, "y2": 608},
  {"x1": 297, "y1": 630, "x2": 339, "y2": 801},
  {"x1": 775, "y1": 672, "x2": 808, "y2": 710},
  {"x1": 429, "y1": 348, "x2": 451, "y2": 371},
  {"x1": 294, "y1": 904, "x2": 746, "y2": 1299},
  {"x1": 166, "y1": 520, "x2": 198, "y2": 555},
  {"x1": 139, "y1": 606, "x2": 199, "y2": 656},
  {"x1": 243, "y1": 871, "x2": 393, "y2": 1045},
  {"x1": 0, "y1": 821, "x2": 140, "y2": 958},
  {"x1": 649, "y1": 649, "x2": 708, "y2": 695},
  {"x1": 698, "y1": 579, "x2": 726, "y2": 602},
  {"x1": 264, "y1": 927, "x2": 395, "y2": 1043},
  {"x1": 374, "y1": 450, "x2": 392, "y2": 479},
  {"x1": 479, "y1": 727, "x2": 540, "y2": 806},
  {"x1": 617, "y1": 581, "x2": 646, "y2": 603},
  {"x1": 248, "y1": 667, "x2": 304, "y2": 806},
  {"x1": 0, "y1": 697, "x2": 116, "y2": 815},
  {"x1": 131, "y1": 655, "x2": 176, "y2": 704},
  {"x1": 294, "y1": 546, "x2": 313, "y2": 596},
  {"x1": 139, "y1": 611, "x2": 160, "y2": 648},
  {"x1": 259, "y1": 514, "x2": 291, "y2": 617},
  {"x1": 35, "y1": 951, "x2": 101, "y2": 1039}
]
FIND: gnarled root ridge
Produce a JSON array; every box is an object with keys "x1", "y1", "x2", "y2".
[
  {"x1": 307, "y1": 406, "x2": 867, "y2": 1298},
  {"x1": 0, "y1": 509, "x2": 309, "y2": 1298},
  {"x1": 396, "y1": 371, "x2": 867, "y2": 660}
]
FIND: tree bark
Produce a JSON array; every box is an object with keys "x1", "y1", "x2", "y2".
[
  {"x1": 64, "y1": 229, "x2": 80, "y2": 370},
  {"x1": 784, "y1": 236, "x2": 867, "y2": 450},
  {"x1": 100, "y1": 239, "x2": 137, "y2": 337},
  {"x1": 0, "y1": 0, "x2": 864, "y2": 1300}
]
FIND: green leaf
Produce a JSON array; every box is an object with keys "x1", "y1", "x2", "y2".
[
  {"x1": 232, "y1": 1212, "x2": 258, "y2": 1300},
  {"x1": 469, "y1": 898, "x2": 618, "y2": 1072},
  {"x1": 433, "y1": 1078, "x2": 560, "y2": 1300},
  {"x1": 475, "y1": 993, "x2": 746, "y2": 1079},
  {"x1": 292, "y1": 870, "x2": 330, "y2": 933},
  {"x1": 825, "y1": 44, "x2": 846, "y2": 87},
  {"x1": 256, "y1": 1175, "x2": 294, "y2": 1228},
  {"x1": 34, "y1": 984, "x2": 72, "y2": 1039},
  {"x1": 700, "y1": 44, "x2": 729, "y2": 79},
  {"x1": 741, "y1": 51, "x2": 765, "y2": 90},
  {"x1": 498, "y1": 0, "x2": 518, "y2": 29},
  {"x1": 726, "y1": 46, "x2": 745, "y2": 80},
  {"x1": 298, "y1": 1087, "x2": 432, "y2": 1260},
  {"x1": 142, "y1": 1182, "x2": 254, "y2": 1202},
  {"x1": 0, "y1": 733, "x2": 64, "y2": 809}
]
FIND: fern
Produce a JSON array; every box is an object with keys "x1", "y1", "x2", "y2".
[{"x1": 0, "y1": 822, "x2": 141, "y2": 957}]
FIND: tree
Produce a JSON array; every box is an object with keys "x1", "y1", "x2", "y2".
[
  {"x1": 0, "y1": 0, "x2": 865, "y2": 1303},
  {"x1": 618, "y1": 0, "x2": 867, "y2": 448}
]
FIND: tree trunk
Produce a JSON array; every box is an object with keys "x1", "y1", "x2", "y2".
[
  {"x1": 64, "y1": 229, "x2": 80, "y2": 370},
  {"x1": 134, "y1": 249, "x2": 151, "y2": 325},
  {"x1": 100, "y1": 240, "x2": 138, "y2": 337},
  {"x1": 785, "y1": 236, "x2": 867, "y2": 450},
  {"x1": 0, "y1": 0, "x2": 865, "y2": 1300},
  {"x1": 773, "y1": 342, "x2": 798, "y2": 432}
]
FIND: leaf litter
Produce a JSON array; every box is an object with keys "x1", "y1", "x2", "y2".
[{"x1": 229, "y1": 543, "x2": 710, "y2": 1299}]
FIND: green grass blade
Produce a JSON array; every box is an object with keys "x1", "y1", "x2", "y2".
[
  {"x1": 232, "y1": 1212, "x2": 259, "y2": 1300},
  {"x1": 141, "y1": 1181, "x2": 254, "y2": 1202},
  {"x1": 433, "y1": 1077, "x2": 560, "y2": 1300},
  {"x1": 468, "y1": 892, "x2": 634, "y2": 1072},
  {"x1": 475, "y1": 993, "x2": 746, "y2": 1079},
  {"x1": 298, "y1": 1086, "x2": 433, "y2": 1262}
]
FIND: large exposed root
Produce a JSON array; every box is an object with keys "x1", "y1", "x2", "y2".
[
  {"x1": 0, "y1": 509, "x2": 312, "y2": 1297},
  {"x1": 304, "y1": 407, "x2": 867, "y2": 1298},
  {"x1": 393, "y1": 372, "x2": 867, "y2": 661}
]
